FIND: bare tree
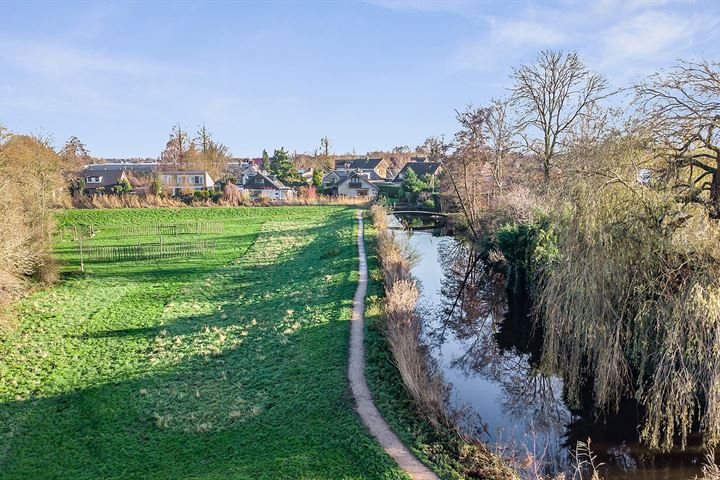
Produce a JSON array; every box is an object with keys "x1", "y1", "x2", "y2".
[
  {"x1": 511, "y1": 50, "x2": 608, "y2": 183},
  {"x1": 194, "y1": 125, "x2": 230, "y2": 179},
  {"x1": 441, "y1": 106, "x2": 492, "y2": 240},
  {"x1": 635, "y1": 59, "x2": 720, "y2": 218},
  {"x1": 161, "y1": 124, "x2": 196, "y2": 169},
  {"x1": 392, "y1": 145, "x2": 410, "y2": 154},
  {"x1": 317, "y1": 136, "x2": 333, "y2": 170},
  {"x1": 59, "y1": 136, "x2": 93, "y2": 191},
  {"x1": 195, "y1": 123, "x2": 212, "y2": 154},
  {"x1": 485, "y1": 98, "x2": 520, "y2": 193},
  {"x1": 416, "y1": 136, "x2": 447, "y2": 163},
  {"x1": 320, "y1": 136, "x2": 331, "y2": 157}
]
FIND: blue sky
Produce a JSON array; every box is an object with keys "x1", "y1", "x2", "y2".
[{"x1": 1, "y1": 0, "x2": 718, "y2": 159}]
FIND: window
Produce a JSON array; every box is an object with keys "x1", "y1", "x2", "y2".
[
  {"x1": 86, "y1": 176, "x2": 101, "y2": 183},
  {"x1": 162, "y1": 175, "x2": 171, "y2": 185},
  {"x1": 349, "y1": 177, "x2": 362, "y2": 187},
  {"x1": 193, "y1": 176, "x2": 202, "y2": 185},
  {"x1": 176, "y1": 175, "x2": 183, "y2": 184}
]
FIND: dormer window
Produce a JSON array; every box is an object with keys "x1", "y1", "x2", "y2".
[
  {"x1": 86, "y1": 176, "x2": 101, "y2": 183},
  {"x1": 350, "y1": 176, "x2": 362, "y2": 187}
]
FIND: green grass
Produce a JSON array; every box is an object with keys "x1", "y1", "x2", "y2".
[{"x1": 0, "y1": 206, "x2": 407, "y2": 480}]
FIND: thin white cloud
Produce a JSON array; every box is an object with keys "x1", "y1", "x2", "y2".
[
  {"x1": 446, "y1": 0, "x2": 720, "y2": 81},
  {"x1": 367, "y1": 0, "x2": 476, "y2": 13},
  {"x1": 599, "y1": 10, "x2": 714, "y2": 69},
  {"x1": 0, "y1": 41, "x2": 189, "y2": 79},
  {"x1": 365, "y1": 0, "x2": 497, "y2": 21},
  {"x1": 449, "y1": 18, "x2": 566, "y2": 72},
  {"x1": 494, "y1": 20, "x2": 567, "y2": 46}
]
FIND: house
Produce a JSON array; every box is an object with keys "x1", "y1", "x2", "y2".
[
  {"x1": 334, "y1": 158, "x2": 389, "y2": 179},
  {"x1": 298, "y1": 167, "x2": 314, "y2": 183},
  {"x1": 394, "y1": 161, "x2": 443, "y2": 182},
  {"x1": 241, "y1": 171, "x2": 295, "y2": 200},
  {"x1": 322, "y1": 169, "x2": 386, "y2": 188},
  {"x1": 239, "y1": 165, "x2": 261, "y2": 186},
  {"x1": 83, "y1": 169, "x2": 131, "y2": 195},
  {"x1": 160, "y1": 171, "x2": 215, "y2": 196},
  {"x1": 321, "y1": 170, "x2": 345, "y2": 188},
  {"x1": 335, "y1": 171, "x2": 379, "y2": 198}
]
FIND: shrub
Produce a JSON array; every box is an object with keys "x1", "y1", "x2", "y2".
[
  {"x1": 219, "y1": 183, "x2": 249, "y2": 206},
  {"x1": 0, "y1": 132, "x2": 64, "y2": 312},
  {"x1": 192, "y1": 190, "x2": 211, "y2": 201},
  {"x1": 494, "y1": 213, "x2": 558, "y2": 282}
]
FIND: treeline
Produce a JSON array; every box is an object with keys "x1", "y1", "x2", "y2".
[{"x1": 435, "y1": 51, "x2": 720, "y2": 452}]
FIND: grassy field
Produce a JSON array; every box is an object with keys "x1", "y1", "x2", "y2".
[{"x1": 0, "y1": 206, "x2": 408, "y2": 480}]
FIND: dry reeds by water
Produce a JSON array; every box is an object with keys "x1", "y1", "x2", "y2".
[
  {"x1": 370, "y1": 205, "x2": 451, "y2": 427},
  {"x1": 369, "y1": 204, "x2": 518, "y2": 479}
]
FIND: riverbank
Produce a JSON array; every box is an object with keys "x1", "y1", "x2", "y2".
[{"x1": 364, "y1": 205, "x2": 517, "y2": 480}]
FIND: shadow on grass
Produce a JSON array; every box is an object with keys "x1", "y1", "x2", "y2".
[{"x1": 0, "y1": 208, "x2": 405, "y2": 480}]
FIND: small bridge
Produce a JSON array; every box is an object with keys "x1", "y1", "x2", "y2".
[{"x1": 390, "y1": 210, "x2": 450, "y2": 218}]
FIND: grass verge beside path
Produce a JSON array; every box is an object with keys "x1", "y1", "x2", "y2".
[{"x1": 0, "y1": 206, "x2": 407, "y2": 480}]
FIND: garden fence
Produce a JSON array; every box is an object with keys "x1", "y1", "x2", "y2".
[
  {"x1": 116, "y1": 221, "x2": 224, "y2": 237},
  {"x1": 82, "y1": 239, "x2": 217, "y2": 262}
]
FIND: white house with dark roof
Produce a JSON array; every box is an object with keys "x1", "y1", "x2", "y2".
[
  {"x1": 334, "y1": 158, "x2": 389, "y2": 179},
  {"x1": 83, "y1": 169, "x2": 132, "y2": 195},
  {"x1": 321, "y1": 170, "x2": 346, "y2": 188},
  {"x1": 241, "y1": 171, "x2": 295, "y2": 200},
  {"x1": 335, "y1": 171, "x2": 379, "y2": 198},
  {"x1": 160, "y1": 171, "x2": 215, "y2": 196}
]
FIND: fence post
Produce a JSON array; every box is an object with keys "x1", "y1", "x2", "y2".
[{"x1": 79, "y1": 236, "x2": 84, "y2": 273}]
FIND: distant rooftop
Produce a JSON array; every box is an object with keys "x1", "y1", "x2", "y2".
[
  {"x1": 334, "y1": 158, "x2": 386, "y2": 170},
  {"x1": 83, "y1": 162, "x2": 162, "y2": 172}
]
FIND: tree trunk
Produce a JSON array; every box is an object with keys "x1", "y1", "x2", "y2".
[{"x1": 711, "y1": 158, "x2": 720, "y2": 219}]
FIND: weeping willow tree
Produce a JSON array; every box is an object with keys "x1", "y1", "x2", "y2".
[{"x1": 537, "y1": 131, "x2": 720, "y2": 451}]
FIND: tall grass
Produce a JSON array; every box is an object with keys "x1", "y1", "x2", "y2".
[
  {"x1": 369, "y1": 204, "x2": 517, "y2": 479},
  {"x1": 372, "y1": 204, "x2": 453, "y2": 428},
  {"x1": 71, "y1": 192, "x2": 370, "y2": 209},
  {"x1": 71, "y1": 194, "x2": 187, "y2": 209}
]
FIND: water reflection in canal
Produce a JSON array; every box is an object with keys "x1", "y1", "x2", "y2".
[{"x1": 389, "y1": 214, "x2": 705, "y2": 479}]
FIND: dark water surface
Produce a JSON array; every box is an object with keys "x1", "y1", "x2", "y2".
[{"x1": 389, "y1": 214, "x2": 705, "y2": 480}]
